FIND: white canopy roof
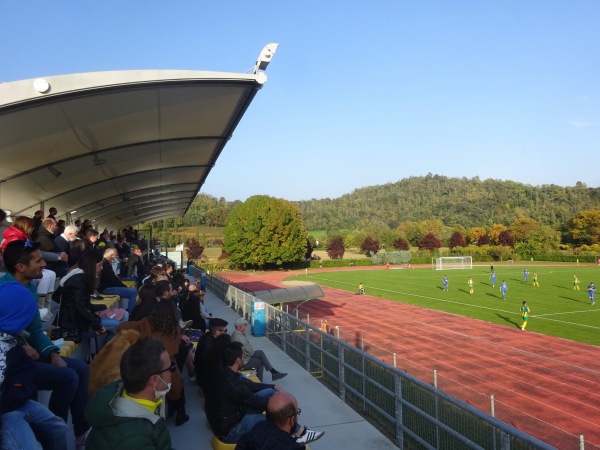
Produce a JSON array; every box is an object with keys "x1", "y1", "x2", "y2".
[{"x1": 0, "y1": 68, "x2": 266, "y2": 230}]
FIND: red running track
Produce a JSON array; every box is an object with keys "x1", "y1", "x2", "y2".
[{"x1": 221, "y1": 269, "x2": 600, "y2": 449}]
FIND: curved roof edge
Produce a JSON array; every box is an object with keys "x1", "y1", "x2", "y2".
[{"x1": 0, "y1": 69, "x2": 266, "y2": 108}]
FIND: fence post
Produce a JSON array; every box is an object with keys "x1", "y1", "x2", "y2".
[
  {"x1": 304, "y1": 326, "x2": 311, "y2": 372},
  {"x1": 433, "y1": 369, "x2": 437, "y2": 388},
  {"x1": 361, "y1": 338, "x2": 366, "y2": 410},
  {"x1": 491, "y1": 395, "x2": 495, "y2": 417},
  {"x1": 580, "y1": 435, "x2": 584, "y2": 450},
  {"x1": 394, "y1": 372, "x2": 404, "y2": 449},
  {"x1": 338, "y1": 343, "x2": 345, "y2": 401},
  {"x1": 393, "y1": 353, "x2": 397, "y2": 368}
]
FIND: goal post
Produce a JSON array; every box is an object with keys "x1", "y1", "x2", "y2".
[{"x1": 433, "y1": 256, "x2": 473, "y2": 270}]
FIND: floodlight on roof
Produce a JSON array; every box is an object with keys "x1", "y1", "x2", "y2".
[{"x1": 253, "y1": 43, "x2": 279, "y2": 75}]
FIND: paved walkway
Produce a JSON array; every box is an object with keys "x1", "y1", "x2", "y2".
[{"x1": 168, "y1": 288, "x2": 397, "y2": 450}]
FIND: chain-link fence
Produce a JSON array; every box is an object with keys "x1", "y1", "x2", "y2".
[{"x1": 200, "y1": 270, "x2": 566, "y2": 450}]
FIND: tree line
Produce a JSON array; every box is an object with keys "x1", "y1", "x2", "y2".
[{"x1": 145, "y1": 176, "x2": 600, "y2": 265}]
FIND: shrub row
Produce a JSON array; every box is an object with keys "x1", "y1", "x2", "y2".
[{"x1": 309, "y1": 258, "x2": 373, "y2": 268}]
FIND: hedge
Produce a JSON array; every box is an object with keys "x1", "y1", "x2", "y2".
[{"x1": 309, "y1": 258, "x2": 373, "y2": 268}]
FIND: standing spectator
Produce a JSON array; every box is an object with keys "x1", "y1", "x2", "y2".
[
  {"x1": 46, "y1": 207, "x2": 58, "y2": 220},
  {"x1": 31, "y1": 210, "x2": 43, "y2": 240},
  {"x1": 54, "y1": 225, "x2": 78, "y2": 254}
]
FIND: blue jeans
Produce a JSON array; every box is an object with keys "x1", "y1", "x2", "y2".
[
  {"x1": 224, "y1": 388, "x2": 275, "y2": 443},
  {"x1": 102, "y1": 286, "x2": 138, "y2": 314},
  {"x1": 1, "y1": 400, "x2": 68, "y2": 450},
  {"x1": 33, "y1": 357, "x2": 90, "y2": 437},
  {"x1": 100, "y1": 311, "x2": 129, "y2": 331}
]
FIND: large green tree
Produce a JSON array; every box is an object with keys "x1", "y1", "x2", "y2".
[
  {"x1": 569, "y1": 209, "x2": 600, "y2": 246},
  {"x1": 223, "y1": 195, "x2": 309, "y2": 268}
]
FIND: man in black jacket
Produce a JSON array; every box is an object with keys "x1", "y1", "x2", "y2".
[
  {"x1": 236, "y1": 391, "x2": 324, "y2": 450},
  {"x1": 205, "y1": 342, "x2": 323, "y2": 445}
]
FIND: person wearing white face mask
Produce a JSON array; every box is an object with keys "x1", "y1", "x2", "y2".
[{"x1": 84, "y1": 337, "x2": 176, "y2": 450}]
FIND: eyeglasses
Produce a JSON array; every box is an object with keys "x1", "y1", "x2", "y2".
[
  {"x1": 153, "y1": 362, "x2": 177, "y2": 375},
  {"x1": 217, "y1": 328, "x2": 228, "y2": 333},
  {"x1": 288, "y1": 408, "x2": 301, "y2": 418}
]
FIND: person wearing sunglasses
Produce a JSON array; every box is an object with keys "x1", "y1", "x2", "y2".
[
  {"x1": 85, "y1": 337, "x2": 175, "y2": 450},
  {"x1": 237, "y1": 390, "x2": 324, "y2": 449},
  {"x1": 206, "y1": 342, "x2": 324, "y2": 446}
]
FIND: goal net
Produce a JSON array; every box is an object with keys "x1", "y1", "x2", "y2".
[{"x1": 433, "y1": 256, "x2": 472, "y2": 270}]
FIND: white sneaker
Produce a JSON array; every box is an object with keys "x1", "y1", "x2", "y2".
[
  {"x1": 179, "y1": 319, "x2": 193, "y2": 330},
  {"x1": 295, "y1": 427, "x2": 325, "y2": 444},
  {"x1": 42, "y1": 311, "x2": 55, "y2": 322},
  {"x1": 39, "y1": 308, "x2": 49, "y2": 320}
]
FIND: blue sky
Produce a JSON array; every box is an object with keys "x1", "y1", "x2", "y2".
[{"x1": 2, "y1": 1, "x2": 599, "y2": 201}]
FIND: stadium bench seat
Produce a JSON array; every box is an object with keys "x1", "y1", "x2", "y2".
[{"x1": 211, "y1": 434, "x2": 236, "y2": 450}]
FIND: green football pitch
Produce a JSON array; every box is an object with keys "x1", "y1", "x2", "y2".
[{"x1": 288, "y1": 264, "x2": 600, "y2": 346}]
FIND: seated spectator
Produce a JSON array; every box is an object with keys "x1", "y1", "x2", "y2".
[
  {"x1": 118, "y1": 300, "x2": 190, "y2": 426},
  {"x1": 231, "y1": 318, "x2": 287, "y2": 382},
  {"x1": 181, "y1": 288, "x2": 209, "y2": 333},
  {"x1": 88, "y1": 329, "x2": 141, "y2": 397},
  {"x1": 56, "y1": 243, "x2": 127, "y2": 337},
  {"x1": 1, "y1": 240, "x2": 92, "y2": 445},
  {"x1": 99, "y1": 248, "x2": 138, "y2": 314},
  {"x1": 0, "y1": 281, "x2": 69, "y2": 450},
  {"x1": 1, "y1": 216, "x2": 61, "y2": 319},
  {"x1": 141, "y1": 265, "x2": 167, "y2": 286},
  {"x1": 130, "y1": 281, "x2": 171, "y2": 322},
  {"x1": 206, "y1": 342, "x2": 323, "y2": 445},
  {"x1": 194, "y1": 318, "x2": 229, "y2": 391},
  {"x1": 85, "y1": 337, "x2": 175, "y2": 449},
  {"x1": 126, "y1": 244, "x2": 147, "y2": 285},
  {"x1": 236, "y1": 391, "x2": 324, "y2": 449}
]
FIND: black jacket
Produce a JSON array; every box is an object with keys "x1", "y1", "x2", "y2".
[
  {"x1": 98, "y1": 259, "x2": 126, "y2": 291},
  {"x1": 57, "y1": 269, "x2": 104, "y2": 331},
  {"x1": 236, "y1": 420, "x2": 305, "y2": 450},
  {"x1": 36, "y1": 226, "x2": 58, "y2": 252},
  {"x1": 54, "y1": 235, "x2": 70, "y2": 254},
  {"x1": 181, "y1": 296, "x2": 204, "y2": 331},
  {"x1": 205, "y1": 364, "x2": 274, "y2": 438}
]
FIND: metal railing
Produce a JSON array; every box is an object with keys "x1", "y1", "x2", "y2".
[{"x1": 195, "y1": 267, "x2": 557, "y2": 450}]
